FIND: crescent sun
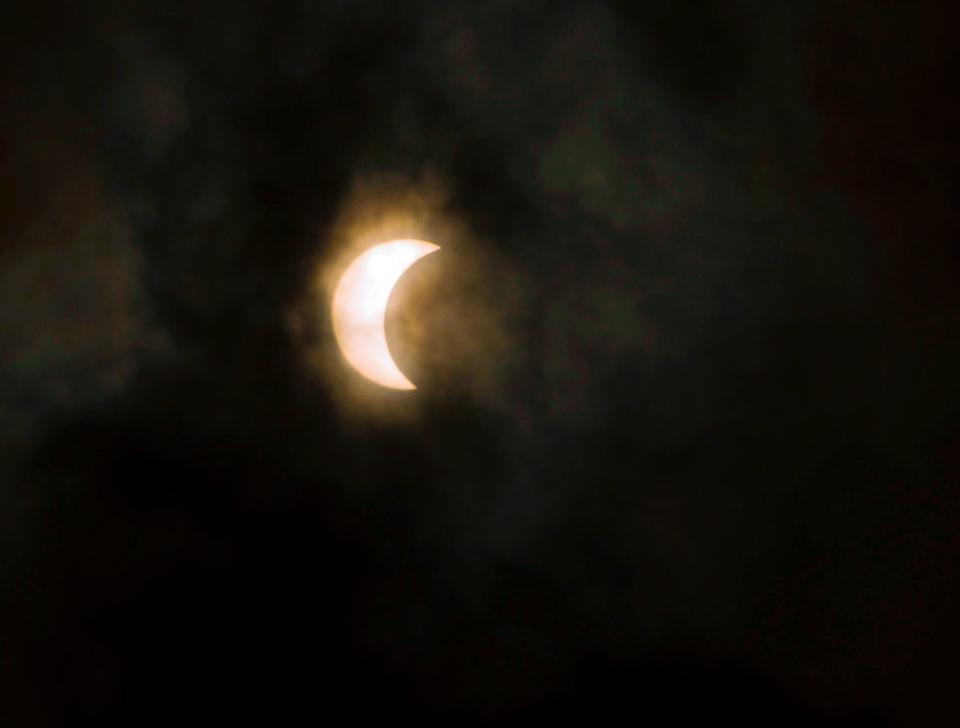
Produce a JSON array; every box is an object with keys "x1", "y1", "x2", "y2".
[{"x1": 331, "y1": 238, "x2": 440, "y2": 390}]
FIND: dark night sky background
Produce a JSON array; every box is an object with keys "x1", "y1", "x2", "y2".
[{"x1": 1, "y1": 1, "x2": 959, "y2": 724}]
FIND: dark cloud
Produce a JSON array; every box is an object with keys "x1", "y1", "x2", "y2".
[{"x1": 1, "y1": 0, "x2": 958, "y2": 724}]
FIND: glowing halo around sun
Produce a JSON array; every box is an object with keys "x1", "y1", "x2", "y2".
[{"x1": 331, "y1": 239, "x2": 440, "y2": 390}]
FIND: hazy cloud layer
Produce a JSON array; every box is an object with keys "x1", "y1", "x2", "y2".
[{"x1": 1, "y1": 1, "x2": 958, "y2": 723}]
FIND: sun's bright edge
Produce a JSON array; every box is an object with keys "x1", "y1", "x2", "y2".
[{"x1": 331, "y1": 239, "x2": 440, "y2": 391}]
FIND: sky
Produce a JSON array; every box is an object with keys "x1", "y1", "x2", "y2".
[{"x1": 1, "y1": 1, "x2": 959, "y2": 724}]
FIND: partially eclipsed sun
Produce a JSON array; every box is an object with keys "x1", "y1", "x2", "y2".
[{"x1": 331, "y1": 239, "x2": 439, "y2": 390}]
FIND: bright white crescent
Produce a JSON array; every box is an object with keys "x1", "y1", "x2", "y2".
[{"x1": 331, "y1": 239, "x2": 439, "y2": 390}]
